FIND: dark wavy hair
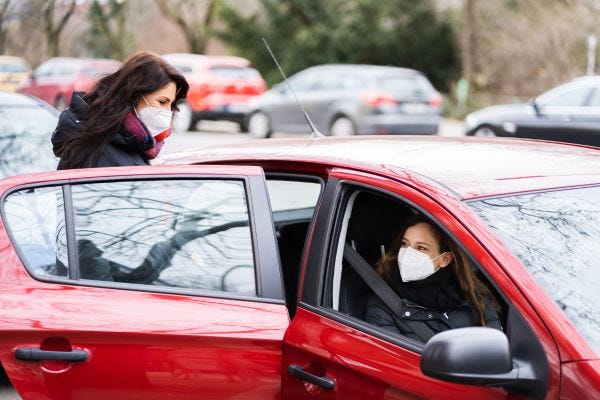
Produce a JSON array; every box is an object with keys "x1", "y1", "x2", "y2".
[{"x1": 58, "y1": 51, "x2": 189, "y2": 168}]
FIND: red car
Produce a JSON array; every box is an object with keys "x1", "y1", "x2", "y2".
[
  {"x1": 162, "y1": 53, "x2": 267, "y2": 132},
  {"x1": 0, "y1": 136, "x2": 599, "y2": 399},
  {"x1": 16, "y1": 57, "x2": 121, "y2": 110}
]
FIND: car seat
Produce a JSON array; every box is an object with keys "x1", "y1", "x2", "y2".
[{"x1": 338, "y1": 191, "x2": 411, "y2": 319}]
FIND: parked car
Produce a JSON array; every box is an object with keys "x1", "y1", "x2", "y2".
[
  {"x1": 162, "y1": 53, "x2": 267, "y2": 133},
  {"x1": 0, "y1": 56, "x2": 31, "y2": 92},
  {"x1": 465, "y1": 75, "x2": 600, "y2": 146},
  {"x1": 0, "y1": 136, "x2": 598, "y2": 398},
  {"x1": 245, "y1": 64, "x2": 443, "y2": 138},
  {"x1": 0, "y1": 92, "x2": 58, "y2": 177},
  {"x1": 16, "y1": 57, "x2": 121, "y2": 110}
]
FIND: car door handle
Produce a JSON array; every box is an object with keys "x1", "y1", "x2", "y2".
[
  {"x1": 287, "y1": 364, "x2": 335, "y2": 390},
  {"x1": 14, "y1": 347, "x2": 89, "y2": 362}
]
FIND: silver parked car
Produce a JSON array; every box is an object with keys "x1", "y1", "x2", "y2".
[{"x1": 245, "y1": 64, "x2": 442, "y2": 138}]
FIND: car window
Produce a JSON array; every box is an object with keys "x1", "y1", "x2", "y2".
[
  {"x1": 469, "y1": 185, "x2": 600, "y2": 354},
  {"x1": 3, "y1": 179, "x2": 258, "y2": 297},
  {"x1": 33, "y1": 62, "x2": 53, "y2": 78},
  {"x1": 538, "y1": 85, "x2": 591, "y2": 107},
  {"x1": 0, "y1": 104, "x2": 58, "y2": 177},
  {"x1": 326, "y1": 187, "x2": 503, "y2": 344},
  {"x1": 288, "y1": 72, "x2": 318, "y2": 92},
  {"x1": 209, "y1": 66, "x2": 260, "y2": 79},
  {"x1": 314, "y1": 75, "x2": 344, "y2": 91},
  {"x1": 70, "y1": 180, "x2": 256, "y2": 295},
  {"x1": 4, "y1": 186, "x2": 68, "y2": 278},
  {"x1": 377, "y1": 74, "x2": 435, "y2": 96},
  {"x1": 0, "y1": 62, "x2": 27, "y2": 73},
  {"x1": 586, "y1": 88, "x2": 600, "y2": 107}
]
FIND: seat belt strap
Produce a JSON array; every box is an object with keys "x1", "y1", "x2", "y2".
[{"x1": 343, "y1": 243, "x2": 436, "y2": 343}]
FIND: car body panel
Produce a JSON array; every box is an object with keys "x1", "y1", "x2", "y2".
[
  {"x1": 158, "y1": 135, "x2": 600, "y2": 199},
  {"x1": 2, "y1": 137, "x2": 600, "y2": 398}
]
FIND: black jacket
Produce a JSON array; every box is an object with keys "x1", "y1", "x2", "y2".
[
  {"x1": 365, "y1": 293, "x2": 502, "y2": 342},
  {"x1": 51, "y1": 92, "x2": 149, "y2": 169}
]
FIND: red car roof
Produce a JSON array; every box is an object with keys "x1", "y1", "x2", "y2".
[{"x1": 159, "y1": 136, "x2": 600, "y2": 199}]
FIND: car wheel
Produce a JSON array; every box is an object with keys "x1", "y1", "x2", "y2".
[
  {"x1": 472, "y1": 125, "x2": 499, "y2": 137},
  {"x1": 54, "y1": 96, "x2": 67, "y2": 111},
  {"x1": 173, "y1": 101, "x2": 193, "y2": 133},
  {"x1": 248, "y1": 111, "x2": 271, "y2": 138},
  {"x1": 330, "y1": 116, "x2": 356, "y2": 136}
]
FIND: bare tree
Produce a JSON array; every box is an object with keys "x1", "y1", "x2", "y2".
[
  {"x1": 155, "y1": 0, "x2": 217, "y2": 54},
  {"x1": 42, "y1": 0, "x2": 77, "y2": 57},
  {"x1": 0, "y1": 0, "x2": 13, "y2": 53}
]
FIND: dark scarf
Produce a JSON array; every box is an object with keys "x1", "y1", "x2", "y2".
[
  {"x1": 121, "y1": 112, "x2": 165, "y2": 160},
  {"x1": 389, "y1": 263, "x2": 463, "y2": 311}
]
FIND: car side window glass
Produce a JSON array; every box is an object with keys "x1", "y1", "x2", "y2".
[
  {"x1": 71, "y1": 179, "x2": 256, "y2": 296},
  {"x1": 289, "y1": 73, "x2": 317, "y2": 92},
  {"x1": 329, "y1": 189, "x2": 504, "y2": 344},
  {"x1": 314, "y1": 75, "x2": 344, "y2": 91},
  {"x1": 541, "y1": 87, "x2": 591, "y2": 107},
  {"x1": 586, "y1": 88, "x2": 600, "y2": 107},
  {"x1": 4, "y1": 186, "x2": 68, "y2": 277}
]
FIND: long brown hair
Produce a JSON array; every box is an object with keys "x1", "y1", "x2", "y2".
[
  {"x1": 57, "y1": 51, "x2": 189, "y2": 168},
  {"x1": 376, "y1": 215, "x2": 497, "y2": 326}
]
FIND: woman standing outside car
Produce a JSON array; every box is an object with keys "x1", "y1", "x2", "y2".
[
  {"x1": 365, "y1": 215, "x2": 501, "y2": 342},
  {"x1": 52, "y1": 51, "x2": 189, "y2": 169}
]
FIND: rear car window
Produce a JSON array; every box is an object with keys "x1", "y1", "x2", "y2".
[
  {"x1": 377, "y1": 74, "x2": 435, "y2": 97},
  {"x1": 209, "y1": 67, "x2": 260, "y2": 79}
]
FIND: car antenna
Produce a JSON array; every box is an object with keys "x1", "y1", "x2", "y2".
[{"x1": 262, "y1": 37, "x2": 324, "y2": 138}]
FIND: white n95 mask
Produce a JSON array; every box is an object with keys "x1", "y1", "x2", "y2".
[
  {"x1": 136, "y1": 97, "x2": 173, "y2": 141},
  {"x1": 397, "y1": 247, "x2": 446, "y2": 282}
]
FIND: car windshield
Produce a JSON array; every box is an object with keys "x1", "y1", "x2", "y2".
[
  {"x1": 469, "y1": 185, "x2": 600, "y2": 354},
  {"x1": 0, "y1": 104, "x2": 58, "y2": 177}
]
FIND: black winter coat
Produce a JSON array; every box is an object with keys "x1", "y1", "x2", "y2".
[
  {"x1": 365, "y1": 293, "x2": 502, "y2": 342},
  {"x1": 51, "y1": 92, "x2": 149, "y2": 169}
]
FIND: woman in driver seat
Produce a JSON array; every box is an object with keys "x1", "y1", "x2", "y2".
[{"x1": 365, "y1": 215, "x2": 501, "y2": 341}]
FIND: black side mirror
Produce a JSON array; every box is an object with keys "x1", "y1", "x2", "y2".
[{"x1": 421, "y1": 321, "x2": 548, "y2": 399}]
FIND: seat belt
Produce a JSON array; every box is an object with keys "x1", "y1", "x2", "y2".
[{"x1": 343, "y1": 243, "x2": 436, "y2": 343}]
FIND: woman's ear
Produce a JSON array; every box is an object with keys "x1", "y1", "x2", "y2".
[{"x1": 438, "y1": 252, "x2": 454, "y2": 268}]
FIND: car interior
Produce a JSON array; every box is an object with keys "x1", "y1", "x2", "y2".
[{"x1": 271, "y1": 180, "x2": 507, "y2": 338}]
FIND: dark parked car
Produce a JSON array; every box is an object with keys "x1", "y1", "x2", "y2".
[
  {"x1": 0, "y1": 92, "x2": 58, "y2": 177},
  {"x1": 0, "y1": 135, "x2": 599, "y2": 398},
  {"x1": 245, "y1": 64, "x2": 443, "y2": 138},
  {"x1": 465, "y1": 75, "x2": 600, "y2": 146},
  {"x1": 16, "y1": 57, "x2": 121, "y2": 110}
]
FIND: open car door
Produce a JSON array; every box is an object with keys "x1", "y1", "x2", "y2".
[{"x1": 0, "y1": 165, "x2": 288, "y2": 400}]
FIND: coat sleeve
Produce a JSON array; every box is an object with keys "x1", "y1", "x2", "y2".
[{"x1": 364, "y1": 293, "x2": 401, "y2": 334}]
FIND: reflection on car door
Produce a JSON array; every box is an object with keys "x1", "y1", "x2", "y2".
[
  {"x1": 281, "y1": 169, "x2": 559, "y2": 399},
  {"x1": 0, "y1": 166, "x2": 288, "y2": 400}
]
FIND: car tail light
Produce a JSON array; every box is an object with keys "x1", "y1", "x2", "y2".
[
  {"x1": 362, "y1": 92, "x2": 397, "y2": 107},
  {"x1": 428, "y1": 92, "x2": 443, "y2": 108}
]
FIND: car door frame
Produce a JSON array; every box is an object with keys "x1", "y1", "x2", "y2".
[{"x1": 282, "y1": 167, "x2": 561, "y2": 399}]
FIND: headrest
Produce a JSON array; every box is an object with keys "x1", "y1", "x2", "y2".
[{"x1": 347, "y1": 192, "x2": 410, "y2": 247}]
